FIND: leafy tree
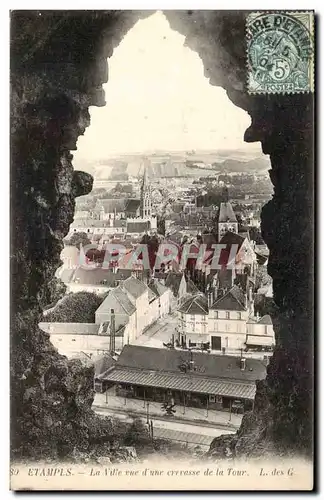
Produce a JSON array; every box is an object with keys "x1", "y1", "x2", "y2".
[
  {"x1": 123, "y1": 418, "x2": 151, "y2": 448},
  {"x1": 255, "y1": 266, "x2": 272, "y2": 290},
  {"x1": 66, "y1": 232, "x2": 91, "y2": 248},
  {"x1": 45, "y1": 292, "x2": 104, "y2": 323}
]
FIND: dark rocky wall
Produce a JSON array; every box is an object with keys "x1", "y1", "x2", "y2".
[{"x1": 10, "y1": 10, "x2": 313, "y2": 459}]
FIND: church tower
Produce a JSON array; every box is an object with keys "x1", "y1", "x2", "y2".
[
  {"x1": 140, "y1": 161, "x2": 152, "y2": 219},
  {"x1": 217, "y1": 187, "x2": 238, "y2": 241}
]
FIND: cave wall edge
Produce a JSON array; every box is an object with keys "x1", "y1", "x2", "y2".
[{"x1": 10, "y1": 10, "x2": 313, "y2": 460}]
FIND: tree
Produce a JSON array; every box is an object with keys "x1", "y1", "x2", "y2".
[
  {"x1": 123, "y1": 418, "x2": 151, "y2": 448},
  {"x1": 45, "y1": 292, "x2": 104, "y2": 323},
  {"x1": 66, "y1": 232, "x2": 91, "y2": 248},
  {"x1": 157, "y1": 215, "x2": 166, "y2": 236}
]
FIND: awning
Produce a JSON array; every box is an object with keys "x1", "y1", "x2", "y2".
[
  {"x1": 246, "y1": 335, "x2": 274, "y2": 347},
  {"x1": 102, "y1": 368, "x2": 256, "y2": 400}
]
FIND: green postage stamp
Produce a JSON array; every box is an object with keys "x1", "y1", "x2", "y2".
[{"x1": 246, "y1": 12, "x2": 314, "y2": 94}]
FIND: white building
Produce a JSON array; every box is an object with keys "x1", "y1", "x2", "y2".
[
  {"x1": 177, "y1": 294, "x2": 209, "y2": 347},
  {"x1": 208, "y1": 286, "x2": 250, "y2": 351},
  {"x1": 39, "y1": 322, "x2": 124, "y2": 358},
  {"x1": 95, "y1": 275, "x2": 172, "y2": 345},
  {"x1": 176, "y1": 285, "x2": 275, "y2": 356}
]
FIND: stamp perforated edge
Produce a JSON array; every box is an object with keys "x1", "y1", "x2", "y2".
[{"x1": 246, "y1": 11, "x2": 315, "y2": 95}]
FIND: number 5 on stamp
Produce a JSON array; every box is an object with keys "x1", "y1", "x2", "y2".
[{"x1": 246, "y1": 11, "x2": 314, "y2": 94}]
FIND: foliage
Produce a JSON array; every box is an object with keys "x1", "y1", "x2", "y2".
[
  {"x1": 45, "y1": 291, "x2": 104, "y2": 323},
  {"x1": 123, "y1": 418, "x2": 151, "y2": 448},
  {"x1": 43, "y1": 277, "x2": 67, "y2": 310},
  {"x1": 255, "y1": 266, "x2": 272, "y2": 290},
  {"x1": 66, "y1": 232, "x2": 91, "y2": 248}
]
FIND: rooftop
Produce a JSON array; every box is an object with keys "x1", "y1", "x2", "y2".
[
  {"x1": 178, "y1": 294, "x2": 209, "y2": 315},
  {"x1": 218, "y1": 202, "x2": 237, "y2": 223},
  {"x1": 122, "y1": 275, "x2": 148, "y2": 299},
  {"x1": 125, "y1": 198, "x2": 141, "y2": 212},
  {"x1": 96, "y1": 198, "x2": 127, "y2": 213},
  {"x1": 107, "y1": 344, "x2": 267, "y2": 383},
  {"x1": 258, "y1": 314, "x2": 273, "y2": 325},
  {"x1": 211, "y1": 285, "x2": 246, "y2": 312},
  {"x1": 127, "y1": 221, "x2": 150, "y2": 233},
  {"x1": 39, "y1": 322, "x2": 100, "y2": 335}
]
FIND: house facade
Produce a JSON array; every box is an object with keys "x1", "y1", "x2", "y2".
[
  {"x1": 177, "y1": 294, "x2": 209, "y2": 347},
  {"x1": 176, "y1": 285, "x2": 275, "y2": 355}
]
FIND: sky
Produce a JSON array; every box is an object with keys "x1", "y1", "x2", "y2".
[{"x1": 74, "y1": 11, "x2": 260, "y2": 161}]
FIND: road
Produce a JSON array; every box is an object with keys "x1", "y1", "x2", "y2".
[
  {"x1": 133, "y1": 312, "x2": 178, "y2": 348},
  {"x1": 94, "y1": 405, "x2": 234, "y2": 449}
]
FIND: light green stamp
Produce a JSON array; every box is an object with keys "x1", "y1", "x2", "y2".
[{"x1": 246, "y1": 12, "x2": 314, "y2": 94}]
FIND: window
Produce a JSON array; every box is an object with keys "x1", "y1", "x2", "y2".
[
  {"x1": 226, "y1": 312, "x2": 230, "y2": 319},
  {"x1": 225, "y1": 323, "x2": 230, "y2": 332},
  {"x1": 209, "y1": 395, "x2": 216, "y2": 403},
  {"x1": 190, "y1": 315, "x2": 195, "y2": 321},
  {"x1": 237, "y1": 312, "x2": 242, "y2": 320},
  {"x1": 214, "y1": 311, "x2": 218, "y2": 319}
]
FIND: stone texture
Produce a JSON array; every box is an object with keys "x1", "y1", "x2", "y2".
[{"x1": 11, "y1": 10, "x2": 313, "y2": 459}]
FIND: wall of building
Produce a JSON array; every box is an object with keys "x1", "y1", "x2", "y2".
[
  {"x1": 66, "y1": 283, "x2": 110, "y2": 295},
  {"x1": 50, "y1": 333, "x2": 123, "y2": 357},
  {"x1": 178, "y1": 311, "x2": 208, "y2": 335}
]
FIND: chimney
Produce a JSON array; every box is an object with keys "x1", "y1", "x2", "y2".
[{"x1": 109, "y1": 308, "x2": 116, "y2": 355}]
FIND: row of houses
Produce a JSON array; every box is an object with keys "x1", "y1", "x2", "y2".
[
  {"x1": 42, "y1": 274, "x2": 199, "y2": 358},
  {"x1": 177, "y1": 286, "x2": 275, "y2": 354},
  {"x1": 69, "y1": 218, "x2": 156, "y2": 239}
]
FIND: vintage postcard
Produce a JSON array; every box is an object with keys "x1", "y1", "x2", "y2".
[{"x1": 10, "y1": 9, "x2": 315, "y2": 491}]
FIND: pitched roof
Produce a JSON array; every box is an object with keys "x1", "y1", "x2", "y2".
[
  {"x1": 165, "y1": 272, "x2": 184, "y2": 296},
  {"x1": 97, "y1": 198, "x2": 127, "y2": 213},
  {"x1": 95, "y1": 287, "x2": 136, "y2": 318},
  {"x1": 126, "y1": 221, "x2": 150, "y2": 233},
  {"x1": 148, "y1": 286, "x2": 157, "y2": 302},
  {"x1": 125, "y1": 198, "x2": 141, "y2": 212},
  {"x1": 218, "y1": 202, "x2": 237, "y2": 223},
  {"x1": 148, "y1": 280, "x2": 169, "y2": 298},
  {"x1": 219, "y1": 231, "x2": 245, "y2": 248},
  {"x1": 112, "y1": 345, "x2": 267, "y2": 383},
  {"x1": 258, "y1": 314, "x2": 273, "y2": 325},
  {"x1": 93, "y1": 353, "x2": 116, "y2": 377},
  {"x1": 186, "y1": 278, "x2": 200, "y2": 295},
  {"x1": 178, "y1": 294, "x2": 209, "y2": 315},
  {"x1": 122, "y1": 276, "x2": 148, "y2": 299},
  {"x1": 211, "y1": 286, "x2": 246, "y2": 311},
  {"x1": 103, "y1": 368, "x2": 257, "y2": 400},
  {"x1": 65, "y1": 267, "x2": 125, "y2": 287},
  {"x1": 39, "y1": 322, "x2": 101, "y2": 335}
]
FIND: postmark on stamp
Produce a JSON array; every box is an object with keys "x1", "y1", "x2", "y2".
[{"x1": 246, "y1": 12, "x2": 314, "y2": 94}]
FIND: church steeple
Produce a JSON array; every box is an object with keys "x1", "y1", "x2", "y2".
[
  {"x1": 217, "y1": 187, "x2": 238, "y2": 241},
  {"x1": 140, "y1": 160, "x2": 152, "y2": 219}
]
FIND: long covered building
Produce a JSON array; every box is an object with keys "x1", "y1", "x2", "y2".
[{"x1": 97, "y1": 345, "x2": 267, "y2": 415}]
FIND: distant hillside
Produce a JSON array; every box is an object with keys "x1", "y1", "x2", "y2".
[
  {"x1": 211, "y1": 157, "x2": 270, "y2": 173},
  {"x1": 77, "y1": 151, "x2": 270, "y2": 179}
]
